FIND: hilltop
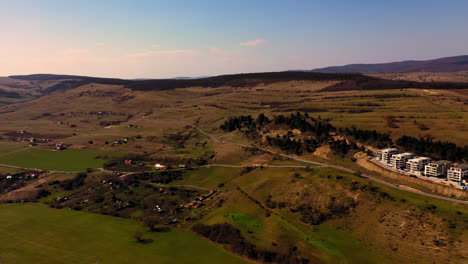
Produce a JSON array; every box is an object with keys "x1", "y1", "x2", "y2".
[{"x1": 310, "y1": 55, "x2": 468, "y2": 73}]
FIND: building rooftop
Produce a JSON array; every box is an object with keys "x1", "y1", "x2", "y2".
[
  {"x1": 393, "y1": 152, "x2": 413, "y2": 158},
  {"x1": 381, "y1": 148, "x2": 398, "y2": 152},
  {"x1": 429, "y1": 160, "x2": 452, "y2": 165},
  {"x1": 451, "y1": 164, "x2": 468, "y2": 170},
  {"x1": 408, "y1": 157, "x2": 430, "y2": 162}
]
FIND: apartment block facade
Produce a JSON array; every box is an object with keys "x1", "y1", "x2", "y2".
[
  {"x1": 390, "y1": 153, "x2": 414, "y2": 169},
  {"x1": 406, "y1": 157, "x2": 431, "y2": 173},
  {"x1": 447, "y1": 164, "x2": 468, "y2": 182},
  {"x1": 378, "y1": 148, "x2": 399, "y2": 164},
  {"x1": 424, "y1": 160, "x2": 452, "y2": 177}
]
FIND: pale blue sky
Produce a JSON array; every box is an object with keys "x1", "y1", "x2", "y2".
[{"x1": 1, "y1": 0, "x2": 467, "y2": 78}]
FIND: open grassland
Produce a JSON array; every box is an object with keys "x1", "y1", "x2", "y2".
[
  {"x1": 0, "y1": 203, "x2": 247, "y2": 264},
  {"x1": 0, "y1": 81, "x2": 465, "y2": 150},
  {"x1": 0, "y1": 144, "x2": 121, "y2": 171}
]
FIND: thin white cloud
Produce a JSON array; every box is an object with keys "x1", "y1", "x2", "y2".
[
  {"x1": 124, "y1": 49, "x2": 196, "y2": 59},
  {"x1": 210, "y1": 47, "x2": 221, "y2": 55},
  {"x1": 59, "y1": 48, "x2": 90, "y2": 57},
  {"x1": 240, "y1": 39, "x2": 265, "y2": 47}
]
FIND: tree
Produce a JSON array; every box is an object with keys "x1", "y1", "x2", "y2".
[
  {"x1": 142, "y1": 216, "x2": 161, "y2": 232},
  {"x1": 133, "y1": 229, "x2": 145, "y2": 242}
]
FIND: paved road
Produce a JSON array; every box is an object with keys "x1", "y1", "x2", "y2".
[{"x1": 0, "y1": 163, "x2": 79, "y2": 174}]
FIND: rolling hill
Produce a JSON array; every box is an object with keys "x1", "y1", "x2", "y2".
[
  {"x1": 310, "y1": 55, "x2": 468, "y2": 73},
  {"x1": 0, "y1": 73, "x2": 467, "y2": 264}
]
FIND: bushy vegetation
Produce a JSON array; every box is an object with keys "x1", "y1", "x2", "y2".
[
  {"x1": 329, "y1": 139, "x2": 363, "y2": 157},
  {"x1": 266, "y1": 135, "x2": 318, "y2": 155},
  {"x1": 59, "y1": 173, "x2": 87, "y2": 190},
  {"x1": 192, "y1": 223, "x2": 310, "y2": 264},
  {"x1": 340, "y1": 127, "x2": 392, "y2": 148}
]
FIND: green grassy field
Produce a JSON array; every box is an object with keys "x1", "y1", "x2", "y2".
[
  {"x1": 0, "y1": 203, "x2": 248, "y2": 264},
  {"x1": 0, "y1": 147, "x2": 121, "y2": 171}
]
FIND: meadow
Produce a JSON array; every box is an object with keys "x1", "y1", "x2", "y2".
[
  {"x1": 0, "y1": 143, "x2": 121, "y2": 171},
  {"x1": 0, "y1": 203, "x2": 247, "y2": 264}
]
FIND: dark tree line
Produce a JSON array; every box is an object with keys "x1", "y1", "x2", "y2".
[
  {"x1": 396, "y1": 136, "x2": 468, "y2": 162},
  {"x1": 273, "y1": 112, "x2": 334, "y2": 143},
  {"x1": 339, "y1": 127, "x2": 392, "y2": 148},
  {"x1": 220, "y1": 115, "x2": 256, "y2": 132},
  {"x1": 266, "y1": 135, "x2": 318, "y2": 155},
  {"x1": 60, "y1": 173, "x2": 88, "y2": 190},
  {"x1": 329, "y1": 139, "x2": 363, "y2": 157}
]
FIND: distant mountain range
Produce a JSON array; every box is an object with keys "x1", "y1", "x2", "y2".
[{"x1": 309, "y1": 55, "x2": 468, "y2": 73}]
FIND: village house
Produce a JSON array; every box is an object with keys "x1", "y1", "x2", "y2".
[
  {"x1": 55, "y1": 143, "x2": 66, "y2": 150},
  {"x1": 447, "y1": 164, "x2": 468, "y2": 182},
  {"x1": 424, "y1": 160, "x2": 452, "y2": 177},
  {"x1": 155, "y1": 164, "x2": 168, "y2": 170}
]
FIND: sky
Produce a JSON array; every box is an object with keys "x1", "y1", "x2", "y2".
[{"x1": 1, "y1": 0, "x2": 468, "y2": 79}]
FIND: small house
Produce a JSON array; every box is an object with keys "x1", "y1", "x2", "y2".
[{"x1": 155, "y1": 164, "x2": 168, "y2": 170}]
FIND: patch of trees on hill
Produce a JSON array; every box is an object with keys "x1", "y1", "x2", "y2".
[
  {"x1": 221, "y1": 112, "x2": 467, "y2": 162},
  {"x1": 220, "y1": 112, "x2": 334, "y2": 154},
  {"x1": 273, "y1": 112, "x2": 335, "y2": 143},
  {"x1": 339, "y1": 127, "x2": 392, "y2": 148},
  {"x1": 192, "y1": 223, "x2": 310, "y2": 264},
  {"x1": 266, "y1": 135, "x2": 318, "y2": 155},
  {"x1": 220, "y1": 115, "x2": 257, "y2": 132},
  {"x1": 329, "y1": 139, "x2": 363, "y2": 157},
  {"x1": 396, "y1": 136, "x2": 468, "y2": 162}
]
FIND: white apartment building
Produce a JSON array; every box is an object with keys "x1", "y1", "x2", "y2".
[
  {"x1": 390, "y1": 153, "x2": 414, "y2": 169},
  {"x1": 424, "y1": 160, "x2": 452, "y2": 177},
  {"x1": 378, "y1": 148, "x2": 399, "y2": 164},
  {"x1": 406, "y1": 157, "x2": 431, "y2": 174},
  {"x1": 447, "y1": 164, "x2": 468, "y2": 182}
]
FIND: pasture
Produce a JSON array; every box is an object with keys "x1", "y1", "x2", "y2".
[
  {"x1": 0, "y1": 203, "x2": 247, "y2": 264},
  {"x1": 0, "y1": 143, "x2": 121, "y2": 171}
]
